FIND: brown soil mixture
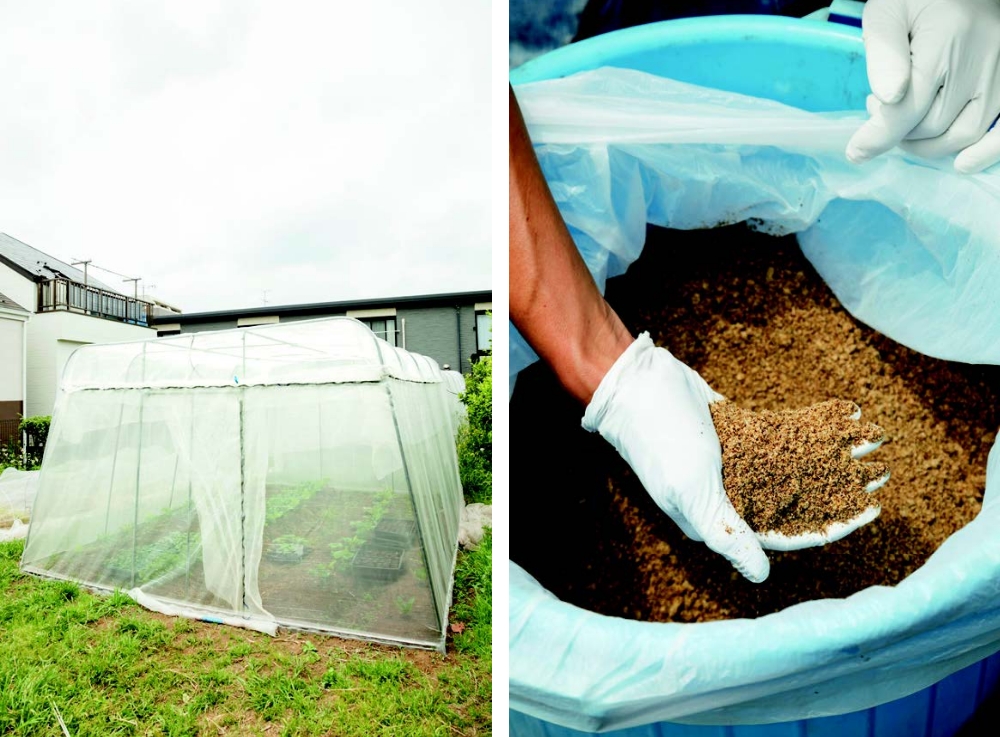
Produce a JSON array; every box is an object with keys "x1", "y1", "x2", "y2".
[
  {"x1": 712, "y1": 399, "x2": 888, "y2": 537},
  {"x1": 509, "y1": 224, "x2": 1000, "y2": 623}
]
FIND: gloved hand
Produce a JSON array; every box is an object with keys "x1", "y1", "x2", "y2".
[
  {"x1": 845, "y1": 0, "x2": 1000, "y2": 173},
  {"x1": 582, "y1": 332, "x2": 772, "y2": 583}
]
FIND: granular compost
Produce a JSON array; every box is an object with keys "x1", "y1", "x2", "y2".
[
  {"x1": 509, "y1": 224, "x2": 1000, "y2": 623},
  {"x1": 711, "y1": 399, "x2": 887, "y2": 538}
]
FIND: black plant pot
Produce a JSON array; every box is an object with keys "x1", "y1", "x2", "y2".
[
  {"x1": 351, "y1": 542, "x2": 405, "y2": 583},
  {"x1": 373, "y1": 518, "x2": 418, "y2": 549}
]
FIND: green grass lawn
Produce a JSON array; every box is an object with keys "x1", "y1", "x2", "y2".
[{"x1": 0, "y1": 531, "x2": 491, "y2": 736}]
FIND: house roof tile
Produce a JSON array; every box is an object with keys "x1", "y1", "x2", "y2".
[
  {"x1": 0, "y1": 232, "x2": 124, "y2": 295},
  {"x1": 0, "y1": 289, "x2": 28, "y2": 313}
]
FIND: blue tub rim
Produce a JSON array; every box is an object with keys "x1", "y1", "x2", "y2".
[{"x1": 509, "y1": 14, "x2": 863, "y2": 87}]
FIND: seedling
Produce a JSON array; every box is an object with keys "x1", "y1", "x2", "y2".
[
  {"x1": 324, "y1": 488, "x2": 398, "y2": 573},
  {"x1": 395, "y1": 596, "x2": 415, "y2": 616},
  {"x1": 108, "y1": 530, "x2": 201, "y2": 582},
  {"x1": 265, "y1": 534, "x2": 309, "y2": 563},
  {"x1": 272, "y1": 534, "x2": 308, "y2": 553},
  {"x1": 264, "y1": 480, "x2": 326, "y2": 525}
]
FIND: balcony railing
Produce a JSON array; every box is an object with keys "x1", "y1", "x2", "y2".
[{"x1": 38, "y1": 278, "x2": 154, "y2": 327}]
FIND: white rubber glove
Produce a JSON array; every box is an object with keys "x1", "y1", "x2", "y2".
[
  {"x1": 845, "y1": 0, "x2": 1000, "y2": 173},
  {"x1": 581, "y1": 333, "x2": 771, "y2": 583},
  {"x1": 757, "y1": 506, "x2": 881, "y2": 551}
]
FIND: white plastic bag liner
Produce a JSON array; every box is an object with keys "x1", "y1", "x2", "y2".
[
  {"x1": 508, "y1": 68, "x2": 1000, "y2": 730},
  {"x1": 0, "y1": 467, "x2": 39, "y2": 534},
  {"x1": 509, "y1": 68, "x2": 1000, "y2": 395},
  {"x1": 0, "y1": 519, "x2": 28, "y2": 543},
  {"x1": 21, "y1": 317, "x2": 463, "y2": 652},
  {"x1": 458, "y1": 502, "x2": 492, "y2": 550}
]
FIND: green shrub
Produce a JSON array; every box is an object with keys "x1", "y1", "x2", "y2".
[
  {"x1": 457, "y1": 351, "x2": 492, "y2": 505},
  {"x1": 19, "y1": 415, "x2": 50, "y2": 469},
  {"x1": 0, "y1": 415, "x2": 51, "y2": 471},
  {"x1": 0, "y1": 437, "x2": 18, "y2": 472}
]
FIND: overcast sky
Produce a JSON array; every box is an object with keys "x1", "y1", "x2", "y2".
[{"x1": 0, "y1": 1, "x2": 490, "y2": 313}]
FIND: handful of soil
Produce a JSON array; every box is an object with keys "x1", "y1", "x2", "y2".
[{"x1": 711, "y1": 399, "x2": 888, "y2": 538}]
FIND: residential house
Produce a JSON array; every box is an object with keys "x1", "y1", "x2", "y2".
[
  {"x1": 152, "y1": 291, "x2": 492, "y2": 375},
  {"x1": 0, "y1": 290, "x2": 29, "y2": 445},
  {"x1": 0, "y1": 233, "x2": 157, "y2": 417}
]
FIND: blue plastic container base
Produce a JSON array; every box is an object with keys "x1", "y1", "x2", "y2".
[{"x1": 510, "y1": 648, "x2": 1000, "y2": 736}]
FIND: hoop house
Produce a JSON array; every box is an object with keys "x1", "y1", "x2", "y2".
[{"x1": 20, "y1": 317, "x2": 463, "y2": 651}]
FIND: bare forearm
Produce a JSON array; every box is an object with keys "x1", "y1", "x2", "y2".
[{"x1": 509, "y1": 85, "x2": 633, "y2": 405}]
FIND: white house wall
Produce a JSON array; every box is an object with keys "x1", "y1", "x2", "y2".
[
  {"x1": 0, "y1": 266, "x2": 36, "y2": 313},
  {"x1": 26, "y1": 311, "x2": 154, "y2": 417},
  {"x1": 0, "y1": 316, "x2": 25, "y2": 403}
]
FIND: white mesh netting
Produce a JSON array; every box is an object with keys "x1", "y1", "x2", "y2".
[{"x1": 20, "y1": 317, "x2": 464, "y2": 651}]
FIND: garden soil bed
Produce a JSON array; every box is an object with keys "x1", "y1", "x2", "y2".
[
  {"x1": 256, "y1": 489, "x2": 438, "y2": 642},
  {"x1": 40, "y1": 484, "x2": 441, "y2": 642},
  {"x1": 509, "y1": 224, "x2": 1000, "y2": 623}
]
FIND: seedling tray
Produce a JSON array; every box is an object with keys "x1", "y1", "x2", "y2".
[
  {"x1": 373, "y1": 518, "x2": 418, "y2": 549},
  {"x1": 108, "y1": 566, "x2": 133, "y2": 585},
  {"x1": 264, "y1": 542, "x2": 308, "y2": 563},
  {"x1": 351, "y1": 542, "x2": 405, "y2": 583}
]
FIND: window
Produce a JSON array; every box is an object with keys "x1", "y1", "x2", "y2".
[
  {"x1": 474, "y1": 302, "x2": 492, "y2": 355},
  {"x1": 156, "y1": 322, "x2": 182, "y2": 337},
  {"x1": 361, "y1": 317, "x2": 398, "y2": 347},
  {"x1": 347, "y1": 308, "x2": 399, "y2": 347},
  {"x1": 237, "y1": 315, "x2": 279, "y2": 327}
]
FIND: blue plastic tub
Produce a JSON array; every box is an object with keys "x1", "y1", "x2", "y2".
[
  {"x1": 509, "y1": 14, "x2": 1000, "y2": 737},
  {"x1": 509, "y1": 652, "x2": 1000, "y2": 736}
]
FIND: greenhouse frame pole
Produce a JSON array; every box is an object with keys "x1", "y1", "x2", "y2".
[
  {"x1": 186, "y1": 388, "x2": 195, "y2": 598},
  {"x1": 238, "y1": 330, "x2": 247, "y2": 617},
  {"x1": 372, "y1": 336, "x2": 445, "y2": 650},
  {"x1": 103, "y1": 401, "x2": 127, "y2": 537},
  {"x1": 317, "y1": 398, "x2": 324, "y2": 481},
  {"x1": 382, "y1": 380, "x2": 442, "y2": 643},
  {"x1": 130, "y1": 342, "x2": 148, "y2": 590}
]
